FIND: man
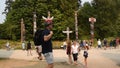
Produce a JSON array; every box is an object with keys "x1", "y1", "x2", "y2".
[
  {"x1": 42, "y1": 22, "x2": 54, "y2": 68},
  {"x1": 22, "y1": 41, "x2": 25, "y2": 50}
]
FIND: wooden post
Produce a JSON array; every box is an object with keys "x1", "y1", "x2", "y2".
[
  {"x1": 75, "y1": 11, "x2": 78, "y2": 40},
  {"x1": 21, "y1": 18, "x2": 25, "y2": 42},
  {"x1": 33, "y1": 12, "x2": 37, "y2": 36}
]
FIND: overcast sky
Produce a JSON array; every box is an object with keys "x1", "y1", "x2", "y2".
[{"x1": 0, "y1": 0, "x2": 92, "y2": 24}]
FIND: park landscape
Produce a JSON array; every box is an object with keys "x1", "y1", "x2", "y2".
[{"x1": 0, "y1": 0, "x2": 120, "y2": 68}]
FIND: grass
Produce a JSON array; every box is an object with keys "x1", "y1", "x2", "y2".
[
  {"x1": 0, "y1": 40, "x2": 63, "y2": 49},
  {"x1": 0, "y1": 37, "x2": 115, "y2": 49},
  {"x1": 0, "y1": 58, "x2": 9, "y2": 60}
]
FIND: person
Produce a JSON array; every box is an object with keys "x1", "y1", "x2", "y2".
[
  {"x1": 80, "y1": 40, "x2": 84, "y2": 49},
  {"x1": 27, "y1": 41, "x2": 32, "y2": 56},
  {"x1": 109, "y1": 40, "x2": 113, "y2": 49},
  {"x1": 21, "y1": 41, "x2": 25, "y2": 50},
  {"x1": 89, "y1": 40, "x2": 93, "y2": 49},
  {"x1": 116, "y1": 38, "x2": 119, "y2": 49},
  {"x1": 66, "y1": 40, "x2": 72, "y2": 64},
  {"x1": 71, "y1": 41, "x2": 79, "y2": 65},
  {"x1": 63, "y1": 41, "x2": 67, "y2": 49},
  {"x1": 42, "y1": 22, "x2": 54, "y2": 68},
  {"x1": 97, "y1": 39, "x2": 101, "y2": 49},
  {"x1": 113, "y1": 39, "x2": 116, "y2": 49},
  {"x1": 83, "y1": 45, "x2": 89, "y2": 68},
  {"x1": 6, "y1": 41, "x2": 10, "y2": 50},
  {"x1": 103, "y1": 38, "x2": 107, "y2": 50},
  {"x1": 83, "y1": 40, "x2": 86, "y2": 47}
]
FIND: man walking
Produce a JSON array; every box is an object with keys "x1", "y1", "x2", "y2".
[{"x1": 42, "y1": 22, "x2": 54, "y2": 68}]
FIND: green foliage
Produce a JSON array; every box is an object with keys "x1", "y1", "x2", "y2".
[{"x1": 0, "y1": 0, "x2": 120, "y2": 41}]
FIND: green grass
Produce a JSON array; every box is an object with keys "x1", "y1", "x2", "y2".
[
  {"x1": 0, "y1": 37, "x2": 115, "y2": 49},
  {"x1": 0, "y1": 40, "x2": 63, "y2": 49}
]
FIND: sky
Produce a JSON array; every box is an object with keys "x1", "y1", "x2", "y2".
[{"x1": 0, "y1": 0, "x2": 92, "y2": 24}]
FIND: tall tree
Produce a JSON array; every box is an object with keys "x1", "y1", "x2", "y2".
[
  {"x1": 2, "y1": 0, "x2": 81, "y2": 40},
  {"x1": 91, "y1": 0, "x2": 120, "y2": 38}
]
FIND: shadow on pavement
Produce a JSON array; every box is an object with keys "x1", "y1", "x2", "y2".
[
  {"x1": 16, "y1": 61, "x2": 85, "y2": 68},
  {"x1": 0, "y1": 49, "x2": 14, "y2": 59},
  {"x1": 103, "y1": 53, "x2": 120, "y2": 67}
]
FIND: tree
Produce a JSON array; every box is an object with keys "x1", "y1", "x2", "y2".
[
  {"x1": 2, "y1": 0, "x2": 81, "y2": 40},
  {"x1": 91, "y1": 0, "x2": 120, "y2": 38}
]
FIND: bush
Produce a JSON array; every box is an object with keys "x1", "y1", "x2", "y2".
[{"x1": 52, "y1": 41, "x2": 63, "y2": 49}]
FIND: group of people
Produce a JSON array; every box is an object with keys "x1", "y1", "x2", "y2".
[
  {"x1": 97, "y1": 38, "x2": 120, "y2": 49},
  {"x1": 66, "y1": 40, "x2": 89, "y2": 67},
  {"x1": 79, "y1": 40, "x2": 93, "y2": 49}
]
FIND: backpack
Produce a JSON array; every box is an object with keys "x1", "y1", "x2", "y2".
[
  {"x1": 84, "y1": 51, "x2": 88, "y2": 56},
  {"x1": 33, "y1": 29, "x2": 43, "y2": 46}
]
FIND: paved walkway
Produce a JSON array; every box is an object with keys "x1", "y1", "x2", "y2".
[{"x1": 0, "y1": 49, "x2": 120, "y2": 68}]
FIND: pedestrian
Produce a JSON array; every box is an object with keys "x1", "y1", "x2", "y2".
[
  {"x1": 71, "y1": 41, "x2": 79, "y2": 65},
  {"x1": 103, "y1": 38, "x2": 107, "y2": 50},
  {"x1": 83, "y1": 45, "x2": 89, "y2": 68},
  {"x1": 6, "y1": 41, "x2": 10, "y2": 50},
  {"x1": 66, "y1": 40, "x2": 72, "y2": 64},
  {"x1": 89, "y1": 40, "x2": 93, "y2": 48},
  {"x1": 97, "y1": 39, "x2": 101, "y2": 49},
  {"x1": 42, "y1": 21, "x2": 54, "y2": 68},
  {"x1": 27, "y1": 41, "x2": 32, "y2": 56},
  {"x1": 109, "y1": 40, "x2": 113, "y2": 49},
  {"x1": 21, "y1": 41, "x2": 25, "y2": 50},
  {"x1": 63, "y1": 41, "x2": 67, "y2": 49},
  {"x1": 80, "y1": 40, "x2": 84, "y2": 49},
  {"x1": 116, "y1": 37, "x2": 119, "y2": 49},
  {"x1": 113, "y1": 39, "x2": 116, "y2": 49}
]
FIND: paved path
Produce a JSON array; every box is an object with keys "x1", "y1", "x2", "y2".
[{"x1": 0, "y1": 49, "x2": 120, "y2": 68}]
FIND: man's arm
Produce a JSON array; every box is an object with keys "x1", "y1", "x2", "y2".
[{"x1": 44, "y1": 31, "x2": 53, "y2": 41}]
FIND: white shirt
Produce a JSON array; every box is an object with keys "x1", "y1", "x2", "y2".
[
  {"x1": 6, "y1": 42, "x2": 9, "y2": 47},
  {"x1": 72, "y1": 45, "x2": 79, "y2": 54},
  {"x1": 98, "y1": 40, "x2": 101, "y2": 45}
]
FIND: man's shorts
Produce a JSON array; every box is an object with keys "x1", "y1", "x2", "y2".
[{"x1": 43, "y1": 52, "x2": 54, "y2": 64}]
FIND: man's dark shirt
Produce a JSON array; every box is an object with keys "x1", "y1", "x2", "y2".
[{"x1": 42, "y1": 29, "x2": 53, "y2": 54}]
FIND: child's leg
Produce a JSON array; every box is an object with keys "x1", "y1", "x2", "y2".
[{"x1": 84, "y1": 58, "x2": 87, "y2": 67}]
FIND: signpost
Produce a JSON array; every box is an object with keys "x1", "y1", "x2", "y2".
[{"x1": 63, "y1": 27, "x2": 73, "y2": 40}]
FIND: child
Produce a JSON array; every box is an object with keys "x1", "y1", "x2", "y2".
[
  {"x1": 83, "y1": 45, "x2": 89, "y2": 68},
  {"x1": 66, "y1": 40, "x2": 72, "y2": 64},
  {"x1": 71, "y1": 41, "x2": 79, "y2": 65}
]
